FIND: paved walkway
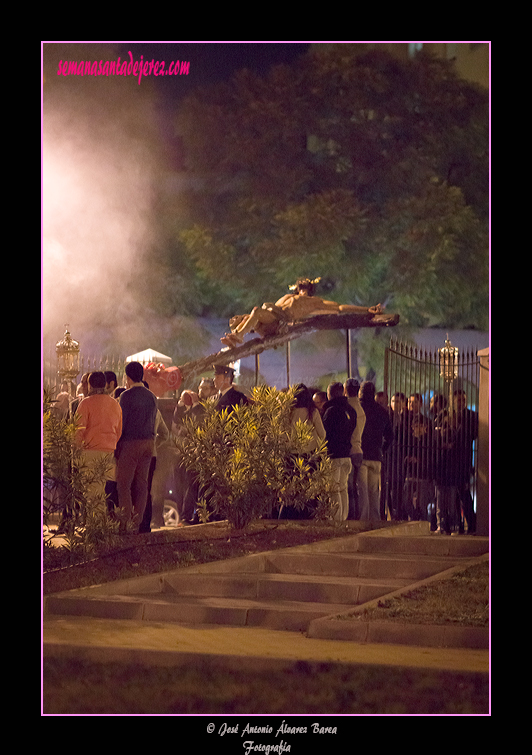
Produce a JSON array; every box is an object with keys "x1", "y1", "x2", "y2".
[{"x1": 43, "y1": 615, "x2": 489, "y2": 674}]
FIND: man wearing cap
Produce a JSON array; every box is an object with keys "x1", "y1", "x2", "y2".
[{"x1": 213, "y1": 364, "x2": 249, "y2": 413}]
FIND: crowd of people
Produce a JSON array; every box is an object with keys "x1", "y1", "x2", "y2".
[
  {"x1": 307, "y1": 379, "x2": 477, "y2": 534},
  {"x1": 53, "y1": 359, "x2": 477, "y2": 536},
  {"x1": 68, "y1": 362, "x2": 162, "y2": 534},
  {"x1": 384, "y1": 389, "x2": 478, "y2": 534},
  {"x1": 55, "y1": 362, "x2": 252, "y2": 534}
]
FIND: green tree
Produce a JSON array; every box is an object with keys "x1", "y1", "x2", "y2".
[{"x1": 173, "y1": 46, "x2": 488, "y2": 330}]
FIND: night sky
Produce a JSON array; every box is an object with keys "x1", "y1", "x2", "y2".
[
  {"x1": 117, "y1": 42, "x2": 312, "y2": 135},
  {"x1": 47, "y1": 42, "x2": 312, "y2": 105},
  {"x1": 116, "y1": 42, "x2": 310, "y2": 88}
]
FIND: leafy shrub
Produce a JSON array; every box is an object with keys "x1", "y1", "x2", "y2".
[
  {"x1": 175, "y1": 385, "x2": 334, "y2": 529},
  {"x1": 43, "y1": 391, "x2": 119, "y2": 560}
]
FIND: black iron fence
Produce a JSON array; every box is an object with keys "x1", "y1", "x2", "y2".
[
  {"x1": 43, "y1": 352, "x2": 132, "y2": 396},
  {"x1": 383, "y1": 339, "x2": 480, "y2": 533}
]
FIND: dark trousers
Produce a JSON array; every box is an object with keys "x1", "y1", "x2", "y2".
[
  {"x1": 347, "y1": 453, "x2": 362, "y2": 519},
  {"x1": 105, "y1": 480, "x2": 118, "y2": 514},
  {"x1": 116, "y1": 439, "x2": 154, "y2": 527},
  {"x1": 139, "y1": 457, "x2": 157, "y2": 533},
  {"x1": 174, "y1": 461, "x2": 198, "y2": 523},
  {"x1": 459, "y1": 484, "x2": 477, "y2": 533}
]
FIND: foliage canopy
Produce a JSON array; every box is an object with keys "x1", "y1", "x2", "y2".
[{"x1": 171, "y1": 46, "x2": 488, "y2": 330}]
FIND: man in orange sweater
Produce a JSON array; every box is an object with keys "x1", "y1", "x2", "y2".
[{"x1": 75, "y1": 371, "x2": 123, "y2": 507}]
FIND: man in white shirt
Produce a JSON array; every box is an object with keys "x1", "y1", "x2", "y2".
[{"x1": 344, "y1": 378, "x2": 366, "y2": 519}]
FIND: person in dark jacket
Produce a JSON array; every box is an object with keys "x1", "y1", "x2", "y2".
[
  {"x1": 213, "y1": 364, "x2": 249, "y2": 413},
  {"x1": 359, "y1": 381, "x2": 393, "y2": 520},
  {"x1": 116, "y1": 361, "x2": 157, "y2": 532},
  {"x1": 433, "y1": 390, "x2": 478, "y2": 534},
  {"x1": 452, "y1": 390, "x2": 478, "y2": 534},
  {"x1": 322, "y1": 382, "x2": 357, "y2": 521}
]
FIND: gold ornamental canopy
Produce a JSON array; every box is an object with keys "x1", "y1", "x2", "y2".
[{"x1": 55, "y1": 325, "x2": 80, "y2": 381}]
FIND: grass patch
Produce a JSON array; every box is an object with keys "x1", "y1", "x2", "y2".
[
  {"x1": 352, "y1": 561, "x2": 489, "y2": 627},
  {"x1": 42, "y1": 657, "x2": 489, "y2": 715}
]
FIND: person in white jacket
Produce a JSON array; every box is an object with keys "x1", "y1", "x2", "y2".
[{"x1": 344, "y1": 378, "x2": 366, "y2": 519}]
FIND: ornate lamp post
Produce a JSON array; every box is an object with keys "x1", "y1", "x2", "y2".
[
  {"x1": 55, "y1": 325, "x2": 80, "y2": 397},
  {"x1": 439, "y1": 335, "x2": 459, "y2": 418}
]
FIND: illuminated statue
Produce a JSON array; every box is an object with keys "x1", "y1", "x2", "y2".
[{"x1": 221, "y1": 278, "x2": 383, "y2": 348}]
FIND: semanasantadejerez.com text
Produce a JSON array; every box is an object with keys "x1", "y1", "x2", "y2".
[{"x1": 57, "y1": 51, "x2": 190, "y2": 84}]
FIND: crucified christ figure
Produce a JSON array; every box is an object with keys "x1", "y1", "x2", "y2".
[{"x1": 221, "y1": 278, "x2": 383, "y2": 348}]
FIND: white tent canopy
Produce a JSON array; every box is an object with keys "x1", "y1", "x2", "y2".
[{"x1": 125, "y1": 348, "x2": 173, "y2": 365}]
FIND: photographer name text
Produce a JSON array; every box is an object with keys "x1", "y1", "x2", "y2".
[{"x1": 207, "y1": 720, "x2": 338, "y2": 752}]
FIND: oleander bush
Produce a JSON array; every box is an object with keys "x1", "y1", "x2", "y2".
[{"x1": 176, "y1": 385, "x2": 334, "y2": 529}]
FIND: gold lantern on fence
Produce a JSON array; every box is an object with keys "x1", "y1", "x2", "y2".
[
  {"x1": 439, "y1": 335, "x2": 459, "y2": 417},
  {"x1": 438, "y1": 335, "x2": 459, "y2": 382},
  {"x1": 55, "y1": 326, "x2": 80, "y2": 395}
]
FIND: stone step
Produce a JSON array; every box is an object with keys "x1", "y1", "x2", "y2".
[
  {"x1": 143, "y1": 595, "x2": 355, "y2": 631},
  {"x1": 45, "y1": 593, "x2": 357, "y2": 632},
  {"x1": 160, "y1": 572, "x2": 412, "y2": 605},
  {"x1": 44, "y1": 524, "x2": 489, "y2": 635},
  {"x1": 354, "y1": 535, "x2": 489, "y2": 557},
  {"x1": 262, "y1": 551, "x2": 472, "y2": 580},
  {"x1": 303, "y1": 533, "x2": 489, "y2": 557}
]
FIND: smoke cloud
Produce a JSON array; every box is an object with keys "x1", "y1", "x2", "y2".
[{"x1": 42, "y1": 44, "x2": 169, "y2": 355}]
